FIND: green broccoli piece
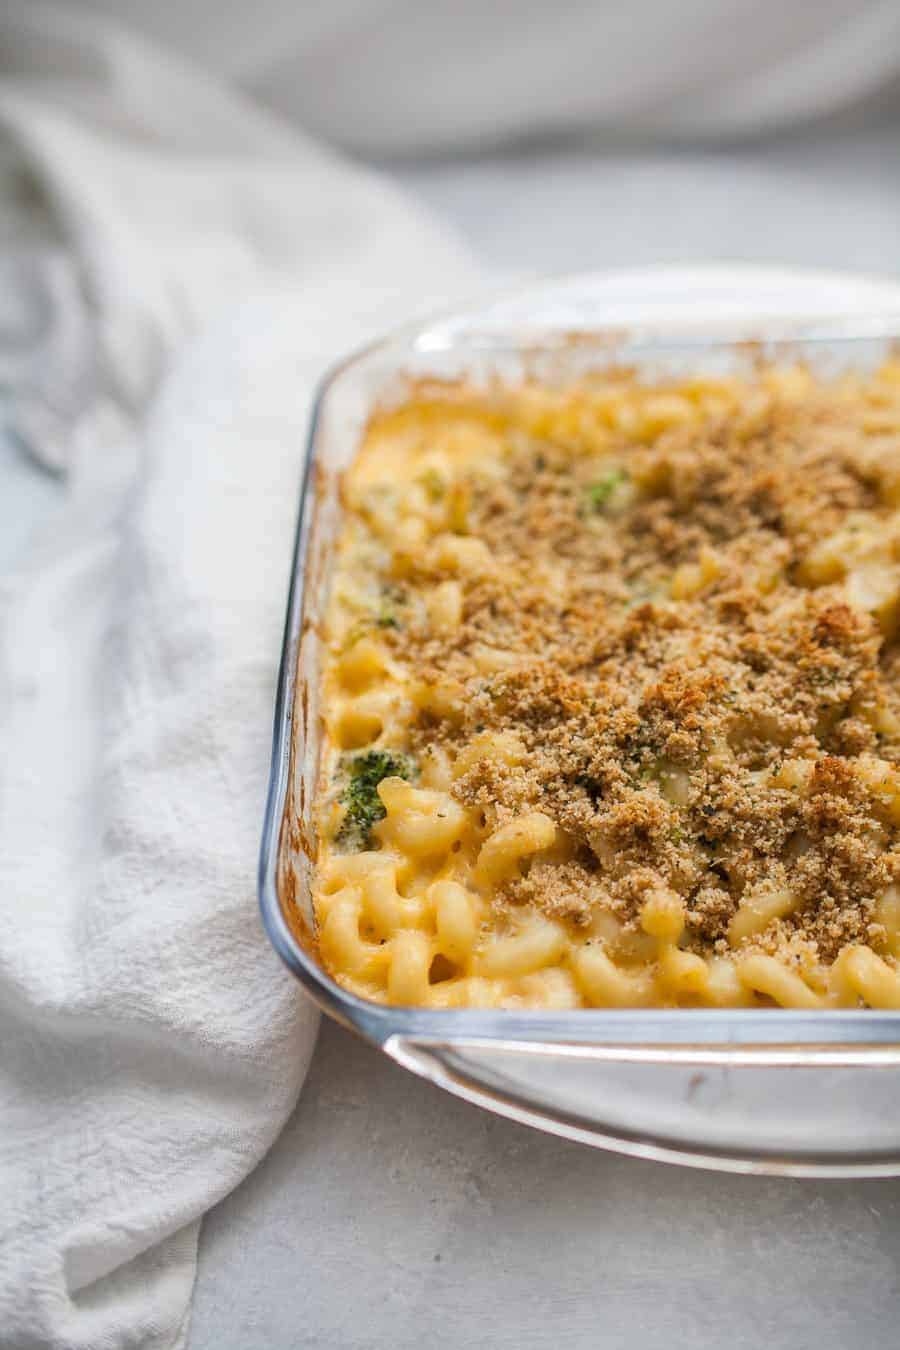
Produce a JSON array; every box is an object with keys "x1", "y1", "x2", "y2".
[
  {"x1": 375, "y1": 585, "x2": 407, "y2": 631},
  {"x1": 336, "y1": 750, "x2": 416, "y2": 850},
  {"x1": 585, "y1": 468, "x2": 627, "y2": 512}
]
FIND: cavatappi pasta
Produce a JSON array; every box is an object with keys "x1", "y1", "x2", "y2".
[{"x1": 312, "y1": 359, "x2": 900, "y2": 1009}]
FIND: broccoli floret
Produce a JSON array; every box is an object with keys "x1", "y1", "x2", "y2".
[
  {"x1": 336, "y1": 750, "x2": 416, "y2": 849},
  {"x1": 375, "y1": 585, "x2": 407, "y2": 631},
  {"x1": 585, "y1": 468, "x2": 627, "y2": 511}
]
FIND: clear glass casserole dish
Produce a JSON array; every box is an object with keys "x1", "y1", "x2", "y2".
[{"x1": 260, "y1": 269, "x2": 900, "y2": 1175}]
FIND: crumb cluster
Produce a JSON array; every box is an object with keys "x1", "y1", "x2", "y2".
[{"x1": 384, "y1": 372, "x2": 900, "y2": 963}]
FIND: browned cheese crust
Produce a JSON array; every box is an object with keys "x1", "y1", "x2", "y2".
[{"x1": 373, "y1": 369, "x2": 900, "y2": 967}]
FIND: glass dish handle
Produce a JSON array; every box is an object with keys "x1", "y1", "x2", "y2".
[{"x1": 385, "y1": 1034, "x2": 900, "y2": 1174}]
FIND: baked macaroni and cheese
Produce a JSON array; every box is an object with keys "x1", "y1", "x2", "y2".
[{"x1": 312, "y1": 358, "x2": 900, "y2": 1009}]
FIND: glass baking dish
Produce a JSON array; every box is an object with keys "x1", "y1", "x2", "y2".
[{"x1": 259, "y1": 273, "x2": 900, "y2": 1176}]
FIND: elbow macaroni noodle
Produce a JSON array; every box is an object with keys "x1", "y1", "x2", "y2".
[{"x1": 312, "y1": 360, "x2": 900, "y2": 1009}]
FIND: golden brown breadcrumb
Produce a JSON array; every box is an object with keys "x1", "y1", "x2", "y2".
[{"x1": 382, "y1": 371, "x2": 900, "y2": 964}]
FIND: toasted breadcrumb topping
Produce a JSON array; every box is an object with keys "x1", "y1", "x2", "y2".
[{"x1": 362, "y1": 365, "x2": 900, "y2": 965}]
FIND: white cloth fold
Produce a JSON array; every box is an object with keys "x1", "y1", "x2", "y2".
[
  {"x1": 0, "y1": 6, "x2": 478, "y2": 1348},
  {"x1": 47, "y1": 0, "x2": 900, "y2": 155}
]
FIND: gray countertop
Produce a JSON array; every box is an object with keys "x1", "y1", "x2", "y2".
[
  {"x1": 193, "y1": 1019, "x2": 900, "y2": 1349},
  {"x1": 193, "y1": 124, "x2": 900, "y2": 1350},
  {"x1": 193, "y1": 122, "x2": 900, "y2": 1349}
]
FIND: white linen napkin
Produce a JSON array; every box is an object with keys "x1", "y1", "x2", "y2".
[
  {"x1": 0, "y1": 6, "x2": 478, "y2": 1348},
  {"x1": 41, "y1": 0, "x2": 900, "y2": 154}
]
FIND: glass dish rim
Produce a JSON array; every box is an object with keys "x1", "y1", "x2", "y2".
[{"x1": 258, "y1": 295, "x2": 900, "y2": 1053}]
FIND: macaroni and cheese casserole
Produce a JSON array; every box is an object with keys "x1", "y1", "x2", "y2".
[{"x1": 312, "y1": 359, "x2": 900, "y2": 1009}]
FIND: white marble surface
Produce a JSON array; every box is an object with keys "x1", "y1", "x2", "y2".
[{"x1": 5, "y1": 119, "x2": 900, "y2": 1348}]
